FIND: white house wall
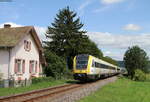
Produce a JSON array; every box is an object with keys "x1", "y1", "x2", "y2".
[
  {"x1": 9, "y1": 33, "x2": 41, "y2": 80},
  {"x1": 0, "y1": 49, "x2": 9, "y2": 79}
]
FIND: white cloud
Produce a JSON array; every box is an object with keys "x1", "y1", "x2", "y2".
[
  {"x1": 0, "y1": 22, "x2": 22, "y2": 28},
  {"x1": 93, "y1": 6, "x2": 110, "y2": 13},
  {"x1": 34, "y1": 26, "x2": 47, "y2": 41},
  {"x1": 103, "y1": 51, "x2": 123, "y2": 60},
  {"x1": 123, "y1": 24, "x2": 142, "y2": 31},
  {"x1": 93, "y1": 0, "x2": 125, "y2": 13},
  {"x1": 87, "y1": 32, "x2": 150, "y2": 60},
  {"x1": 101, "y1": 0, "x2": 124, "y2": 5},
  {"x1": 79, "y1": 0, "x2": 92, "y2": 10},
  {"x1": 78, "y1": 0, "x2": 93, "y2": 16},
  {"x1": 0, "y1": 22, "x2": 47, "y2": 41}
]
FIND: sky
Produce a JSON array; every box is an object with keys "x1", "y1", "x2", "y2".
[{"x1": 0, "y1": 0, "x2": 150, "y2": 60}]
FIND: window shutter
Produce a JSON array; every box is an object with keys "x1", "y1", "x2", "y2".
[
  {"x1": 24, "y1": 40, "x2": 26, "y2": 50},
  {"x1": 22, "y1": 60, "x2": 25, "y2": 73},
  {"x1": 35, "y1": 61, "x2": 38, "y2": 73},
  {"x1": 29, "y1": 61, "x2": 32, "y2": 73},
  {"x1": 14, "y1": 59, "x2": 18, "y2": 73}
]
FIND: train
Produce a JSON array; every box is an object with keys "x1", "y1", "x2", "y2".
[{"x1": 73, "y1": 54, "x2": 121, "y2": 81}]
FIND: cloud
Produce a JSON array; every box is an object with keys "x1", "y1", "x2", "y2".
[
  {"x1": 93, "y1": 5, "x2": 110, "y2": 13},
  {"x1": 0, "y1": 23, "x2": 149, "y2": 60},
  {"x1": 79, "y1": 0, "x2": 92, "y2": 10},
  {"x1": 93, "y1": 0, "x2": 125, "y2": 13},
  {"x1": 123, "y1": 24, "x2": 142, "y2": 31},
  {"x1": 78, "y1": 0, "x2": 93, "y2": 16},
  {"x1": 101, "y1": 0, "x2": 124, "y2": 5},
  {"x1": 103, "y1": 51, "x2": 123, "y2": 60},
  {"x1": 0, "y1": 22, "x2": 22, "y2": 28},
  {"x1": 34, "y1": 26, "x2": 47, "y2": 41},
  {"x1": 87, "y1": 32, "x2": 150, "y2": 60},
  {"x1": 0, "y1": 22, "x2": 46, "y2": 41}
]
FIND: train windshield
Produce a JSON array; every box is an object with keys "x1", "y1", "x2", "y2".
[{"x1": 76, "y1": 54, "x2": 89, "y2": 69}]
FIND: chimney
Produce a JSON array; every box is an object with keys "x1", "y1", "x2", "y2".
[{"x1": 4, "y1": 24, "x2": 11, "y2": 28}]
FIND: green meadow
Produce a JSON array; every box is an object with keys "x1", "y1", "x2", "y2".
[
  {"x1": 0, "y1": 79, "x2": 74, "y2": 96},
  {"x1": 79, "y1": 77, "x2": 150, "y2": 102}
]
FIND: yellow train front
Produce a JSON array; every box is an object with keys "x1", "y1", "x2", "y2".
[{"x1": 73, "y1": 54, "x2": 120, "y2": 81}]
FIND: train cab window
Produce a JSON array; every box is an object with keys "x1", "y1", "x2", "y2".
[
  {"x1": 77, "y1": 60, "x2": 87, "y2": 65},
  {"x1": 76, "y1": 55, "x2": 89, "y2": 69}
]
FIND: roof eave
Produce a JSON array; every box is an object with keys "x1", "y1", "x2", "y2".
[{"x1": 0, "y1": 46, "x2": 13, "y2": 49}]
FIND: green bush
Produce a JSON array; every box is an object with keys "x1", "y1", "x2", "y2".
[
  {"x1": 63, "y1": 69, "x2": 73, "y2": 79},
  {"x1": 32, "y1": 77, "x2": 54, "y2": 84},
  {"x1": 44, "y1": 51, "x2": 70, "y2": 79},
  {"x1": 145, "y1": 74, "x2": 150, "y2": 81},
  {"x1": 134, "y1": 69, "x2": 146, "y2": 81},
  {"x1": 0, "y1": 73, "x2": 3, "y2": 81}
]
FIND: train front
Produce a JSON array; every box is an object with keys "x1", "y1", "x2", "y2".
[{"x1": 73, "y1": 54, "x2": 89, "y2": 81}]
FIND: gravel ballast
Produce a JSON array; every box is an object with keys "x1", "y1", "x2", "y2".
[{"x1": 47, "y1": 76, "x2": 117, "y2": 102}]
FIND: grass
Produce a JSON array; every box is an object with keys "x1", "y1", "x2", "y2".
[
  {"x1": 0, "y1": 79, "x2": 75, "y2": 96},
  {"x1": 79, "y1": 77, "x2": 150, "y2": 102}
]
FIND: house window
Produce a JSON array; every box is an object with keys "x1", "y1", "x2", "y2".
[
  {"x1": 29, "y1": 60, "x2": 38, "y2": 74},
  {"x1": 24, "y1": 40, "x2": 31, "y2": 51},
  {"x1": 14, "y1": 59, "x2": 25, "y2": 74},
  {"x1": 17, "y1": 60, "x2": 21, "y2": 73}
]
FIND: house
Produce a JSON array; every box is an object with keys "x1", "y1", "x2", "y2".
[{"x1": 0, "y1": 24, "x2": 45, "y2": 87}]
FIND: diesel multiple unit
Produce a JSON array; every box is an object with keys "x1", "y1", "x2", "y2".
[{"x1": 73, "y1": 54, "x2": 120, "y2": 81}]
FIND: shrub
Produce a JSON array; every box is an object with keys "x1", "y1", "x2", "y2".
[
  {"x1": 44, "y1": 51, "x2": 69, "y2": 79},
  {"x1": 134, "y1": 69, "x2": 146, "y2": 81},
  {"x1": 63, "y1": 69, "x2": 73, "y2": 79},
  {"x1": 32, "y1": 77, "x2": 54, "y2": 84},
  {"x1": 0, "y1": 73, "x2": 3, "y2": 81},
  {"x1": 145, "y1": 74, "x2": 150, "y2": 81}
]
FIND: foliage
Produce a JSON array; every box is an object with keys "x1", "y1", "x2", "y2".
[
  {"x1": 43, "y1": 6, "x2": 103, "y2": 69},
  {"x1": 123, "y1": 45, "x2": 149, "y2": 79},
  {"x1": 79, "y1": 77, "x2": 150, "y2": 102},
  {"x1": 102, "y1": 56, "x2": 118, "y2": 66},
  {"x1": 134, "y1": 69, "x2": 146, "y2": 81},
  {"x1": 117, "y1": 61, "x2": 125, "y2": 67},
  {"x1": 44, "y1": 6, "x2": 86, "y2": 57},
  {"x1": 44, "y1": 51, "x2": 68, "y2": 79},
  {"x1": 145, "y1": 74, "x2": 150, "y2": 81},
  {"x1": 0, "y1": 73, "x2": 3, "y2": 80},
  {"x1": 76, "y1": 39, "x2": 103, "y2": 59},
  {"x1": 145, "y1": 61, "x2": 150, "y2": 73},
  {"x1": 32, "y1": 77, "x2": 54, "y2": 84}
]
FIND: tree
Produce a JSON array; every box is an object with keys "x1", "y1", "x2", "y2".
[
  {"x1": 44, "y1": 6, "x2": 86, "y2": 57},
  {"x1": 102, "y1": 56, "x2": 118, "y2": 66},
  {"x1": 44, "y1": 51, "x2": 67, "y2": 79},
  {"x1": 44, "y1": 6, "x2": 103, "y2": 69},
  {"x1": 123, "y1": 45, "x2": 149, "y2": 79}
]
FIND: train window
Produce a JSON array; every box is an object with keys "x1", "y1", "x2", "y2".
[
  {"x1": 100, "y1": 64, "x2": 107, "y2": 69},
  {"x1": 77, "y1": 60, "x2": 87, "y2": 65},
  {"x1": 95, "y1": 62, "x2": 99, "y2": 68},
  {"x1": 95, "y1": 62, "x2": 97, "y2": 67},
  {"x1": 92, "y1": 60, "x2": 95, "y2": 67},
  {"x1": 76, "y1": 55, "x2": 89, "y2": 69}
]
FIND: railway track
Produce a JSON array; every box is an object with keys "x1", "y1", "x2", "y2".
[
  {"x1": 0, "y1": 84, "x2": 82, "y2": 102},
  {"x1": 0, "y1": 76, "x2": 117, "y2": 102}
]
